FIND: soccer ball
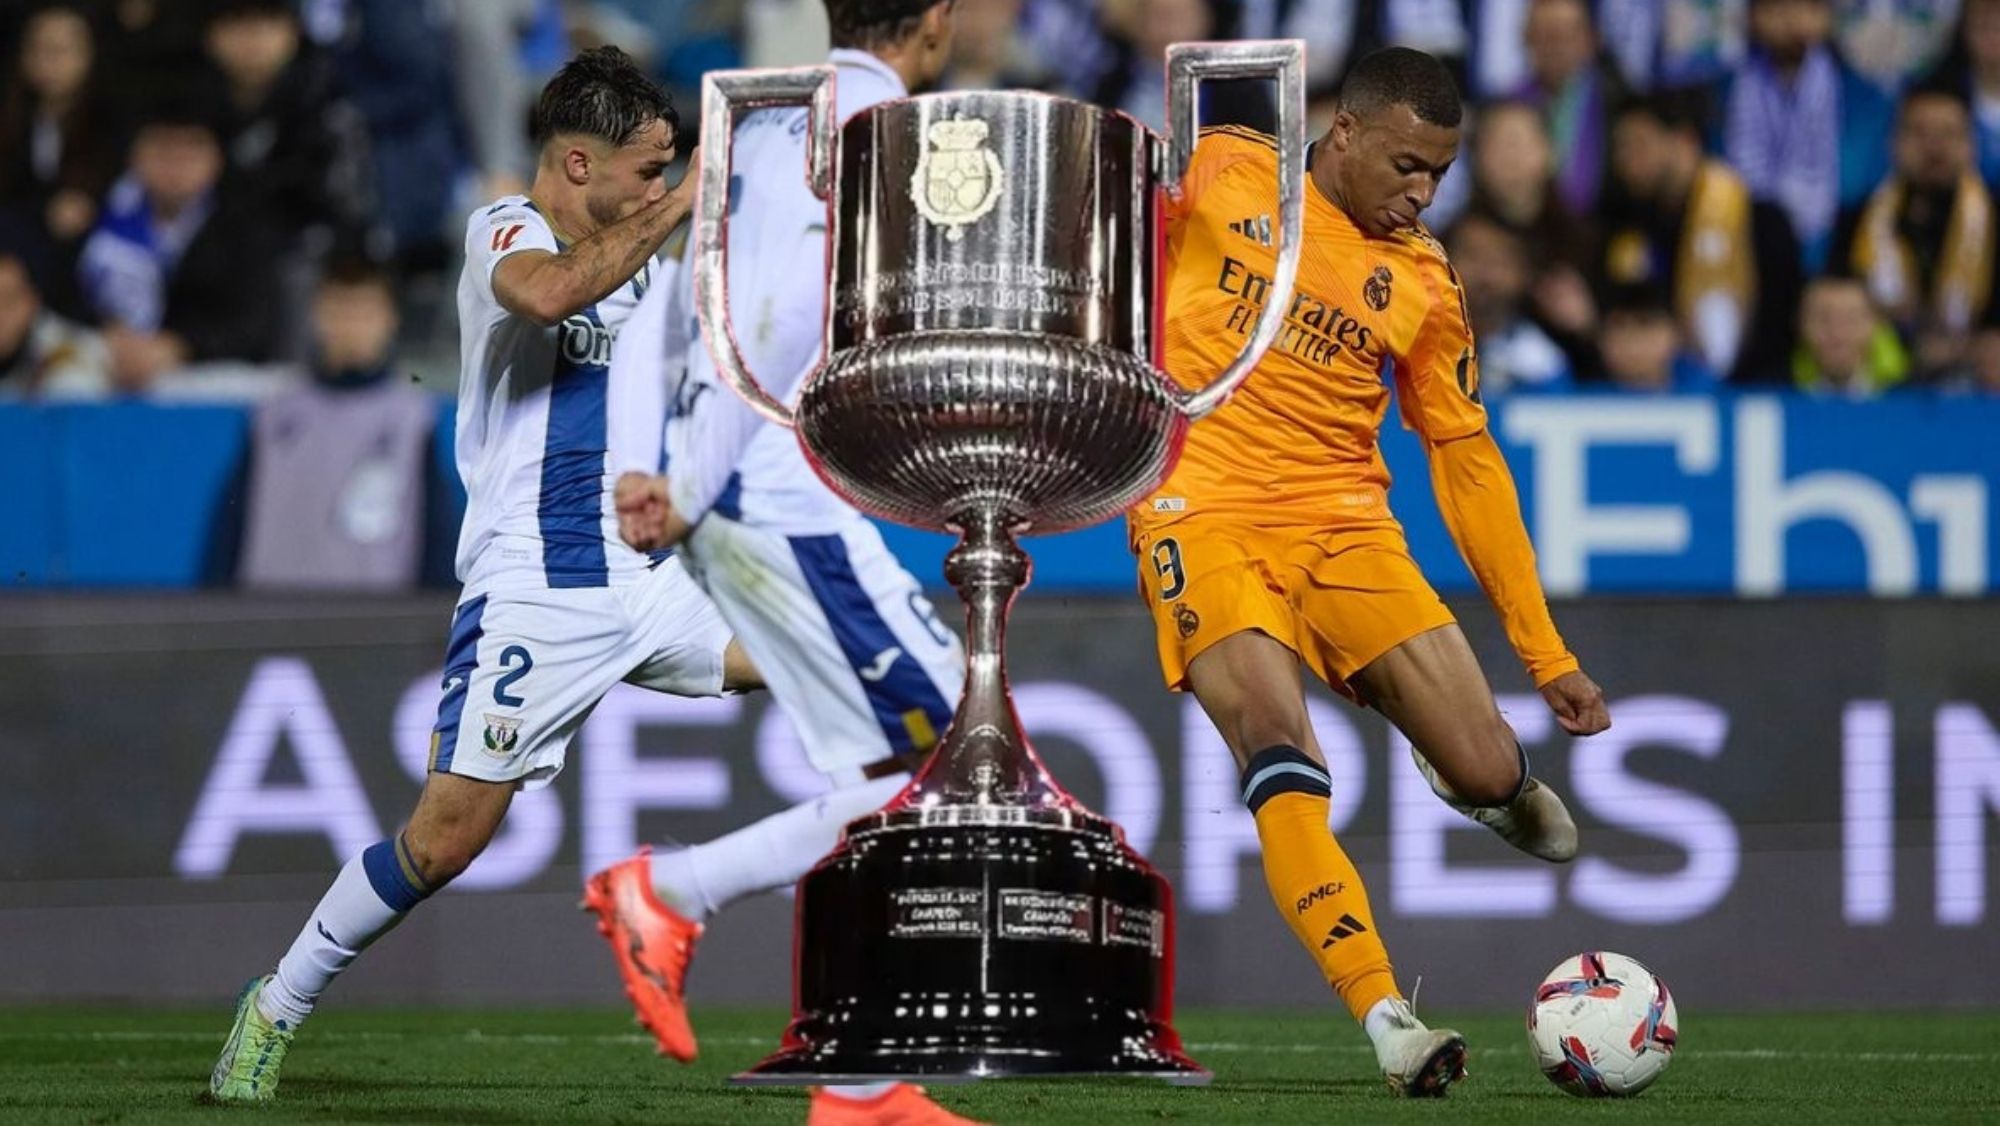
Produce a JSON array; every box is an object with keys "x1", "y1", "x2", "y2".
[{"x1": 1526, "y1": 951, "x2": 1679, "y2": 1097}]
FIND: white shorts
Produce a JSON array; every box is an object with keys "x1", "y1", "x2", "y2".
[
  {"x1": 686, "y1": 515, "x2": 964, "y2": 778},
  {"x1": 429, "y1": 557, "x2": 733, "y2": 789}
]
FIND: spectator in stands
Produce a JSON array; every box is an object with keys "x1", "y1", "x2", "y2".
[
  {"x1": 238, "y1": 252, "x2": 436, "y2": 590},
  {"x1": 1515, "y1": 0, "x2": 1629, "y2": 215},
  {"x1": 1791, "y1": 274, "x2": 1910, "y2": 397},
  {"x1": 331, "y1": 0, "x2": 463, "y2": 271},
  {"x1": 1448, "y1": 211, "x2": 1572, "y2": 395},
  {"x1": 1094, "y1": 0, "x2": 1214, "y2": 133},
  {"x1": 97, "y1": 0, "x2": 209, "y2": 102},
  {"x1": 1465, "y1": 99, "x2": 1599, "y2": 362},
  {"x1": 451, "y1": 0, "x2": 556, "y2": 203},
  {"x1": 1719, "y1": 0, "x2": 1892, "y2": 272},
  {"x1": 202, "y1": 0, "x2": 377, "y2": 254},
  {"x1": 77, "y1": 96, "x2": 285, "y2": 393},
  {"x1": 1596, "y1": 282, "x2": 1720, "y2": 392},
  {"x1": 1603, "y1": 90, "x2": 1803, "y2": 382},
  {"x1": 943, "y1": 0, "x2": 1046, "y2": 91},
  {"x1": 1834, "y1": 87, "x2": 1997, "y2": 384},
  {"x1": 1918, "y1": 0, "x2": 2000, "y2": 188},
  {"x1": 1968, "y1": 324, "x2": 2000, "y2": 393},
  {"x1": 1835, "y1": 0, "x2": 1959, "y2": 94},
  {"x1": 0, "y1": 2, "x2": 119, "y2": 321},
  {"x1": 0, "y1": 244, "x2": 108, "y2": 398}
]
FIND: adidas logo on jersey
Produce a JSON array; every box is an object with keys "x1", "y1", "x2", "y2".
[{"x1": 1227, "y1": 215, "x2": 1274, "y2": 247}]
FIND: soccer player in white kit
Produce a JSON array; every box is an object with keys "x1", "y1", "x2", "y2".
[
  {"x1": 207, "y1": 47, "x2": 805, "y2": 1107},
  {"x1": 599, "y1": 3, "x2": 981, "y2": 1123}
]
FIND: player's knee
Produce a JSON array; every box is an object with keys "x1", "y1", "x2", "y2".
[
  {"x1": 1226, "y1": 714, "x2": 1315, "y2": 764},
  {"x1": 401, "y1": 822, "x2": 490, "y2": 887}
]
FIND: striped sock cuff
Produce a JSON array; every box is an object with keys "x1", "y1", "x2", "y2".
[
  {"x1": 361, "y1": 833, "x2": 434, "y2": 913},
  {"x1": 1240, "y1": 745, "x2": 1332, "y2": 813}
]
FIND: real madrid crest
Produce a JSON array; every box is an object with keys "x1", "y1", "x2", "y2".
[{"x1": 911, "y1": 116, "x2": 1004, "y2": 242}]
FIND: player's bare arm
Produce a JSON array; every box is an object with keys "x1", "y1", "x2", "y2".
[{"x1": 493, "y1": 154, "x2": 699, "y2": 326}]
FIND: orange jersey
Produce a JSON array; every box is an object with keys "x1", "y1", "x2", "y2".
[
  {"x1": 1136, "y1": 126, "x2": 1578, "y2": 688},
  {"x1": 1145, "y1": 125, "x2": 1487, "y2": 525}
]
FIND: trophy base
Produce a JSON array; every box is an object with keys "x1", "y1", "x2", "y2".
[{"x1": 733, "y1": 810, "x2": 1207, "y2": 1086}]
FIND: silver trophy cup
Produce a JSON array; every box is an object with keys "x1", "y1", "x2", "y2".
[{"x1": 697, "y1": 42, "x2": 1305, "y2": 1082}]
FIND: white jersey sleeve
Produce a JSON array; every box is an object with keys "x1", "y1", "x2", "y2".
[
  {"x1": 668, "y1": 196, "x2": 827, "y2": 524},
  {"x1": 607, "y1": 255, "x2": 681, "y2": 477},
  {"x1": 472, "y1": 200, "x2": 561, "y2": 296}
]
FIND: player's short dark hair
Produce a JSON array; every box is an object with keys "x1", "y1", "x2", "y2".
[
  {"x1": 1339, "y1": 47, "x2": 1462, "y2": 128},
  {"x1": 823, "y1": 0, "x2": 943, "y2": 51},
  {"x1": 531, "y1": 46, "x2": 678, "y2": 149}
]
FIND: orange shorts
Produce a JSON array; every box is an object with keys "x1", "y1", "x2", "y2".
[{"x1": 1131, "y1": 516, "x2": 1456, "y2": 699}]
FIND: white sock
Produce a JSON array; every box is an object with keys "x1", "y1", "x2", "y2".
[
  {"x1": 1363, "y1": 996, "x2": 1405, "y2": 1046},
  {"x1": 650, "y1": 774, "x2": 906, "y2": 922},
  {"x1": 819, "y1": 1082, "x2": 901, "y2": 1101},
  {"x1": 258, "y1": 836, "x2": 432, "y2": 1028}
]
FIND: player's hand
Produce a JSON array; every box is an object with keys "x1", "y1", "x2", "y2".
[
  {"x1": 1541, "y1": 670, "x2": 1610, "y2": 737},
  {"x1": 664, "y1": 146, "x2": 701, "y2": 214},
  {"x1": 615, "y1": 472, "x2": 672, "y2": 550}
]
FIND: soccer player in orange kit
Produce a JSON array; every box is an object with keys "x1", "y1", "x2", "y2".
[{"x1": 1129, "y1": 47, "x2": 1613, "y2": 1096}]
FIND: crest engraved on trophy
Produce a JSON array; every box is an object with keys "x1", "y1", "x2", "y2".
[
  {"x1": 694, "y1": 42, "x2": 1307, "y2": 1083},
  {"x1": 911, "y1": 117, "x2": 1005, "y2": 241}
]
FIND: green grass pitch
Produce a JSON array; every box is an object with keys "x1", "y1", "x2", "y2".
[{"x1": 4, "y1": 1007, "x2": 1997, "y2": 1124}]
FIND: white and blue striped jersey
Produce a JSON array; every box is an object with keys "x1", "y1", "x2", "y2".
[
  {"x1": 453, "y1": 195, "x2": 665, "y2": 591},
  {"x1": 640, "y1": 49, "x2": 907, "y2": 535}
]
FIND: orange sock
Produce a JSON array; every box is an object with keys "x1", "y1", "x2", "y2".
[{"x1": 1241, "y1": 745, "x2": 1399, "y2": 1021}]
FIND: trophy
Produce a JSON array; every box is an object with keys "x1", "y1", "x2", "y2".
[{"x1": 695, "y1": 42, "x2": 1305, "y2": 1082}]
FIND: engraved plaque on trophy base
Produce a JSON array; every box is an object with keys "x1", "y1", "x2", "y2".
[{"x1": 735, "y1": 810, "x2": 1205, "y2": 1083}]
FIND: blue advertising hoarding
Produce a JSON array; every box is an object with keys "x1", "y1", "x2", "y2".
[
  {"x1": 878, "y1": 394, "x2": 2000, "y2": 597},
  {"x1": 0, "y1": 395, "x2": 1994, "y2": 594}
]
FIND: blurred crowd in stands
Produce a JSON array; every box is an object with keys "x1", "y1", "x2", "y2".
[{"x1": 5, "y1": 0, "x2": 2000, "y2": 407}]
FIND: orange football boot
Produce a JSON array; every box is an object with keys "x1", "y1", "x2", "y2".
[
  {"x1": 581, "y1": 847, "x2": 703, "y2": 1061},
  {"x1": 807, "y1": 1084, "x2": 987, "y2": 1126}
]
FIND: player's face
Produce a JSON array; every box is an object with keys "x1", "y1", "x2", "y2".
[
  {"x1": 586, "y1": 117, "x2": 677, "y2": 227},
  {"x1": 1332, "y1": 104, "x2": 1458, "y2": 238}
]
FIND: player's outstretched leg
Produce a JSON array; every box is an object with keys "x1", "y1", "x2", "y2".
[
  {"x1": 1355, "y1": 624, "x2": 1577, "y2": 863},
  {"x1": 582, "y1": 773, "x2": 908, "y2": 1060},
  {"x1": 208, "y1": 775, "x2": 510, "y2": 1102},
  {"x1": 1409, "y1": 741, "x2": 1578, "y2": 862},
  {"x1": 1190, "y1": 632, "x2": 1466, "y2": 1096},
  {"x1": 808, "y1": 1083, "x2": 988, "y2": 1125}
]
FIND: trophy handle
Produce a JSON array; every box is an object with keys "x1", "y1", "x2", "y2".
[
  {"x1": 694, "y1": 66, "x2": 840, "y2": 429},
  {"x1": 1162, "y1": 40, "x2": 1306, "y2": 421}
]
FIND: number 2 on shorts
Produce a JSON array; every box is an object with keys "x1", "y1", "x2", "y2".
[
  {"x1": 494, "y1": 645, "x2": 534, "y2": 706},
  {"x1": 1152, "y1": 538, "x2": 1186, "y2": 601}
]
